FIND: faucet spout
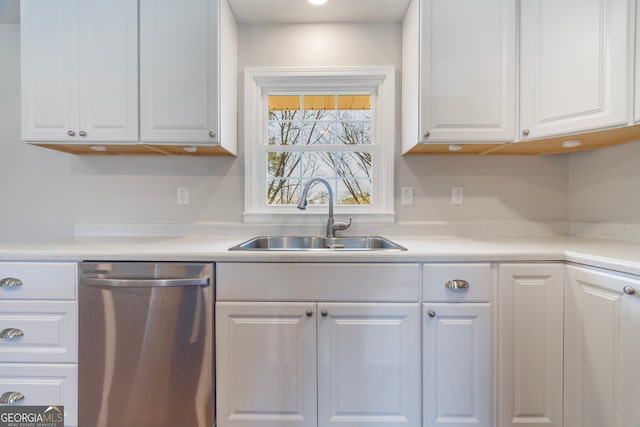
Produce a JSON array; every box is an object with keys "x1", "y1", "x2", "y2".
[{"x1": 297, "y1": 177, "x2": 351, "y2": 238}]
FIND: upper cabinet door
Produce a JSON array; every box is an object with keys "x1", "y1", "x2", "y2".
[
  {"x1": 520, "y1": 0, "x2": 630, "y2": 141},
  {"x1": 21, "y1": 0, "x2": 138, "y2": 143},
  {"x1": 78, "y1": 0, "x2": 138, "y2": 142},
  {"x1": 140, "y1": 0, "x2": 220, "y2": 144},
  {"x1": 402, "y1": 0, "x2": 516, "y2": 151},
  {"x1": 21, "y1": 0, "x2": 79, "y2": 141}
]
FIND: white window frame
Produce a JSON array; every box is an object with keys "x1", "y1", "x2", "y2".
[{"x1": 243, "y1": 67, "x2": 395, "y2": 223}]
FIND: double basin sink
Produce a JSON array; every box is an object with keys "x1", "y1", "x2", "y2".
[{"x1": 229, "y1": 235, "x2": 407, "y2": 251}]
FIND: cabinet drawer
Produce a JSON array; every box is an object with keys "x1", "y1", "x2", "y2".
[
  {"x1": 0, "y1": 263, "x2": 76, "y2": 300},
  {"x1": 217, "y1": 263, "x2": 421, "y2": 301},
  {"x1": 0, "y1": 301, "x2": 77, "y2": 363},
  {"x1": 423, "y1": 263, "x2": 492, "y2": 302},
  {"x1": 0, "y1": 364, "x2": 77, "y2": 426}
]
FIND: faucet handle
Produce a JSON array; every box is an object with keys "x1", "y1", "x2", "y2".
[{"x1": 333, "y1": 217, "x2": 352, "y2": 232}]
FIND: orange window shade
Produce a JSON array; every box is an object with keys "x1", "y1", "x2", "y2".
[{"x1": 269, "y1": 95, "x2": 371, "y2": 111}]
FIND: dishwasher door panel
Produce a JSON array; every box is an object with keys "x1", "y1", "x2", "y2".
[{"x1": 79, "y1": 263, "x2": 214, "y2": 427}]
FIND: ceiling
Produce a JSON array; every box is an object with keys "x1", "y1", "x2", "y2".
[
  {"x1": 0, "y1": 0, "x2": 410, "y2": 26},
  {"x1": 227, "y1": 0, "x2": 411, "y2": 24}
]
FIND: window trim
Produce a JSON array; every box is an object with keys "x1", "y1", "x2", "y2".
[{"x1": 243, "y1": 67, "x2": 395, "y2": 223}]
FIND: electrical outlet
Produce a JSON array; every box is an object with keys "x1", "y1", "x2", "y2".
[
  {"x1": 177, "y1": 187, "x2": 189, "y2": 205},
  {"x1": 401, "y1": 187, "x2": 414, "y2": 206},
  {"x1": 451, "y1": 186, "x2": 463, "y2": 204}
]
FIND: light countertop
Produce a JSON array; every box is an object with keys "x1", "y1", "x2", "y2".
[{"x1": 0, "y1": 235, "x2": 638, "y2": 276}]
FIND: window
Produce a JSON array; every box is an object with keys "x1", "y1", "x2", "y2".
[{"x1": 244, "y1": 67, "x2": 395, "y2": 223}]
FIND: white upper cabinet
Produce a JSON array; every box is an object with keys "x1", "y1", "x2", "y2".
[
  {"x1": 140, "y1": 0, "x2": 237, "y2": 154},
  {"x1": 519, "y1": 0, "x2": 630, "y2": 141},
  {"x1": 402, "y1": 0, "x2": 516, "y2": 151},
  {"x1": 21, "y1": 0, "x2": 138, "y2": 143}
]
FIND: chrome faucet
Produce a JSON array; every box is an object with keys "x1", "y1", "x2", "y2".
[{"x1": 297, "y1": 177, "x2": 352, "y2": 238}]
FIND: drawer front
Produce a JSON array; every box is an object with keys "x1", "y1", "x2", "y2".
[
  {"x1": 423, "y1": 263, "x2": 492, "y2": 302},
  {"x1": 217, "y1": 263, "x2": 421, "y2": 301},
  {"x1": 0, "y1": 301, "x2": 77, "y2": 363},
  {"x1": 0, "y1": 263, "x2": 76, "y2": 300},
  {"x1": 0, "y1": 364, "x2": 77, "y2": 426}
]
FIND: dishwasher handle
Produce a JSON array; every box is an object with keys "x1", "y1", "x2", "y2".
[{"x1": 81, "y1": 277, "x2": 210, "y2": 288}]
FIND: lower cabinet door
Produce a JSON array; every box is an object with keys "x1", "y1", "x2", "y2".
[
  {"x1": 564, "y1": 265, "x2": 640, "y2": 427},
  {"x1": 0, "y1": 364, "x2": 77, "y2": 426},
  {"x1": 317, "y1": 303, "x2": 421, "y2": 427},
  {"x1": 422, "y1": 303, "x2": 492, "y2": 427},
  {"x1": 216, "y1": 302, "x2": 317, "y2": 427},
  {"x1": 497, "y1": 263, "x2": 564, "y2": 427}
]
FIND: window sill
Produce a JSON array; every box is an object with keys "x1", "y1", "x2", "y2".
[{"x1": 243, "y1": 211, "x2": 395, "y2": 224}]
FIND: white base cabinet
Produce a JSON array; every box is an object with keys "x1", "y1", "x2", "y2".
[
  {"x1": 216, "y1": 302, "x2": 421, "y2": 427},
  {"x1": 564, "y1": 265, "x2": 640, "y2": 427},
  {"x1": 498, "y1": 264, "x2": 564, "y2": 427},
  {"x1": 422, "y1": 263, "x2": 494, "y2": 427},
  {"x1": 422, "y1": 303, "x2": 492, "y2": 427},
  {"x1": 0, "y1": 263, "x2": 78, "y2": 427},
  {"x1": 215, "y1": 263, "x2": 422, "y2": 427}
]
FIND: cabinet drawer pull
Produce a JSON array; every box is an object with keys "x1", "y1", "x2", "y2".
[
  {"x1": 445, "y1": 280, "x2": 470, "y2": 290},
  {"x1": 79, "y1": 130, "x2": 87, "y2": 137},
  {"x1": 0, "y1": 328, "x2": 24, "y2": 339},
  {"x1": 67, "y1": 130, "x2": 75, "y2": 137},
  {"x1": 623, "y1": 286, "x2": 636, "y2": 295},
  {"x1": 427, "y1": 309, "x2": 436, "y2": 318},
  {"x1": 0, "y1": 391, "x2": 25, "y2": 404},
  {"x1": 0, "y1": 278, "x2": 22, "y2": 288},
  {"x1": 305, "y1": 309, "x2": 313, "y2": 317},
  {"x1": 320, "y1": 309, "x2": 328, "y2": 317},
  {"x1": 209, "y1": 131, "x2": 216, "y2": 138}
]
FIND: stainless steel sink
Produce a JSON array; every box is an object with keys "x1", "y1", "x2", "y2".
[{"x1": 229, "y1": 236, "x2": 407, "y2": 251}]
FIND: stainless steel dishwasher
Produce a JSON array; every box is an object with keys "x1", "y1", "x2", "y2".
[{"x1": 79, "y1": 262, "x2": 214, "y2": 427}]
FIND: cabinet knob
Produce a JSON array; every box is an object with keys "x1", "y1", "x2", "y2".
[
  {"x1": 67, "y1": 130, "x2": 76, "y2": 137},
  {"x1": 79, "y1": 130, "x2": 87, "y2": 137},
  {"x1": 623, "y1": 286, "x2": 636, "y2": 295},
  {"x1": 0, "y1": 328, "x2": 24, "y2": 339},
  {"x1": 0, "y1": 278, "x2": 22, "y2": 288},
  {"x1": 0, "y1": 391, "x2": 25, "y2": 404},
  {"x1": 423, "y1": 131, "x2": 430, "y2": 139},
  {"x1": 427, "y1": 309, "x2": 436, "y2": 318},
  {"x1": 209, "y1": 131, "x2": 216, "y2": 138},
  {"x1": 305, "y1": 309, "x2": 313, "y2": 317},
  {"x1": 320, "y1": 309, "x2": 328, "y2": 317},
  {"x1": 522, "y1": 129, "x2": 530, "y2": 136},
  {"x1": 445, "y1": 279, "x2": 470, "y2": 290}
]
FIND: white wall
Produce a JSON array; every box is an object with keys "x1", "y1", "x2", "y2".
[
  {"x1": 0, "y1": 21, "x2": 579, "y2": 242},
  {"x1": 569, "y1": 141, "x2": 640, "y2": 223}
]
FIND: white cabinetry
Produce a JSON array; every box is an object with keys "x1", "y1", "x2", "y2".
[
  {"x1": 0, "y1": 263, "x2": 78, "y2": 427},
  {"x1": 140, "y1": 0, "x2": 237, "y2": 153},
  {"x1": 422, "y1": 263, "x2": 493, "y2": 427},
  {"x1": 20, "y1": 0, "x2": 138, "y2": 143},
  {"x1": 402, "y1": 0, "x2": 516, "y2": 151},
  {"x1": 519, "y1": 0, "x2": 630, "y2": 140},
  {"x1": 497, "y1": 264, "x2": 564, "y2": 427},
  {"x1": 564, "y1": 265, "x2": 640, "y2": 427},
  {"x1": 216, "y1": 263, "x2": 421, "y2": 427}
]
